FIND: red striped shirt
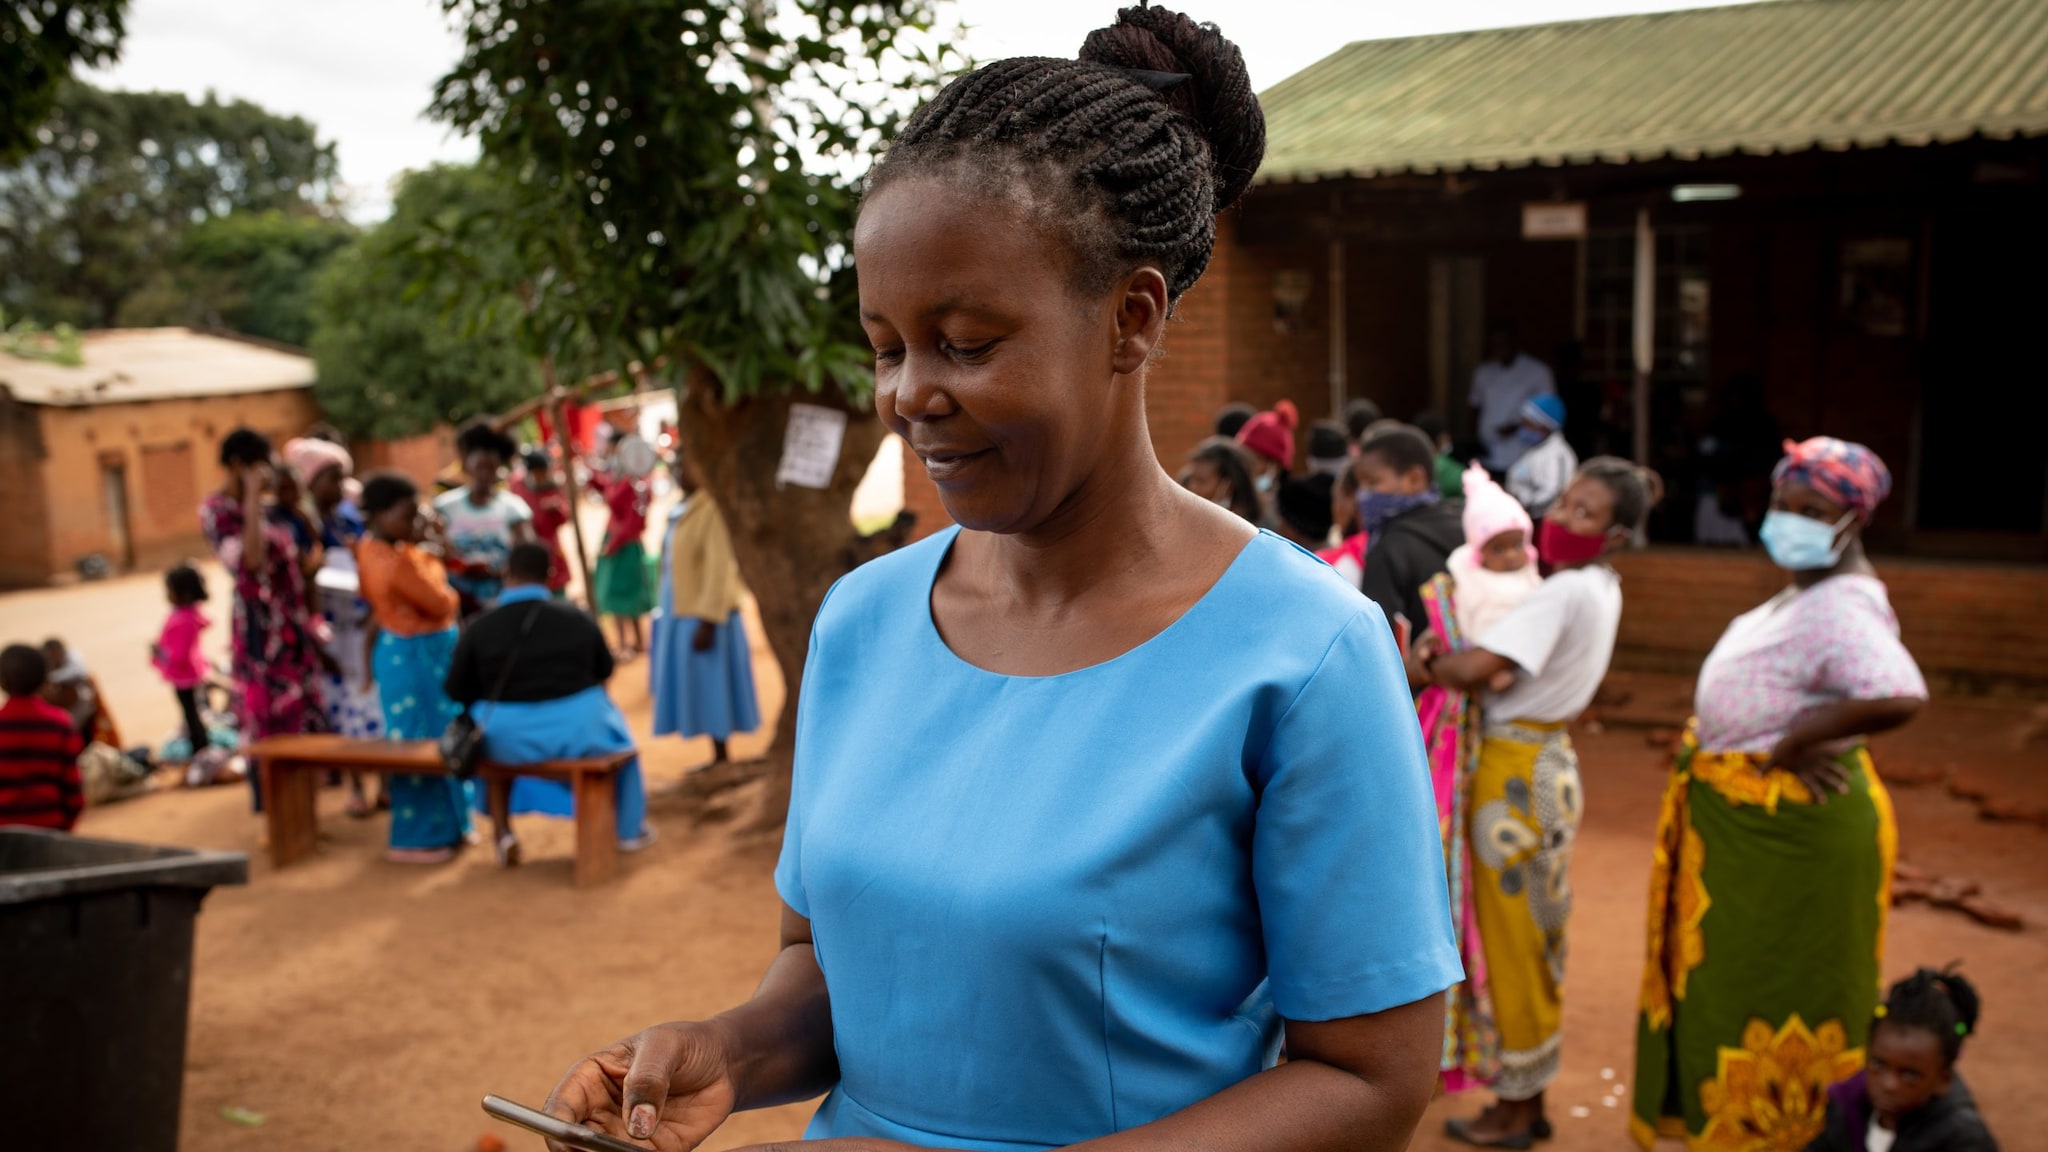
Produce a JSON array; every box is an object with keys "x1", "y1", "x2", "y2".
[{"x1": 0, "y1": 695, "x2": 85, "y2": 831}]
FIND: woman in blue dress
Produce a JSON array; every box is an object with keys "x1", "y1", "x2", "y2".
[
  {"x1": 540, "y1": 9, "x2": 1459, "y2": 1151},
  {"x1": 649, "y1": 447, "x2": 760, "y2": 767}
]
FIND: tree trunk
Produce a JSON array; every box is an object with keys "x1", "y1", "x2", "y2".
[{"x1": 677, "y1": 366, "x2": 886, "y2": 830}]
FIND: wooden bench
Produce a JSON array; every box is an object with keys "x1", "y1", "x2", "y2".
[{"x1": 247, "y1": 735, "x2": 636, "y2": 887}]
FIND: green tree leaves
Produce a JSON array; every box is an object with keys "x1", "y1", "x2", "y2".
[
  {"x1": 425, "y1": 0, "x2": 954, "y2": 402},
  {"x1": 308, "y1": 163, "x2": 540, "y2": 440},
  {"x1": 1, "y1": 0, "x2": 128, "y2": 161},
  {"x1": 121, "y1": 210, "x2": 356, "y2": 345},
  {"x1": 0, "y1": 82, "x2": 342, "y2": 328}
]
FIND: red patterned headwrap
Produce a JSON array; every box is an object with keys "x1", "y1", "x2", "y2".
[{"x1": 1772, "y1": 436, "x2": 1891, "y2": 522}]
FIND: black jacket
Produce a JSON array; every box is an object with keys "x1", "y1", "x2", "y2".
[
  {"x1": 444, "y1": 595, "x2": 614, "y2": 706},
  {"x1": 1359, "y1": 498, "x2": 1465, "y2": 632},
  {"x1": 1807, "y1": 1071, "x2": 1998, "y2": 1152}
]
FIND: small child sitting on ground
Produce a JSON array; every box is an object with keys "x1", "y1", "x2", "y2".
[
  {"x1": 1807, "y1": 967, "x2": 1997, "y2": 1152},
  {"x1": 0, "y1": 644, "x2": 85, "y2": 830},
  {"x1": 1448, "y1": 465, "x2": 1544, "y2": 694}
]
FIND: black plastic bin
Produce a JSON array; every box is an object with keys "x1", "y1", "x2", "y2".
[{"x1": 0, "y1": 828, "x2": 248, "y2": 1152}]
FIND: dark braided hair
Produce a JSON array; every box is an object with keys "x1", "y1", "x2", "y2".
[
  {"x1": 867, "y1": 6, "x2": 1265, "y2": 307},
  {"x1": 1878, "y1": 966, "x2": 1981, "y2": 1066}
]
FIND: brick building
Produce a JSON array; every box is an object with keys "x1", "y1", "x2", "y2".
[
  {"x1": 0, "y1": 328, "x2": 320, "y2": 585},
  {"x1": 901, "y1": 0, "x2": 2048, "y2": 685}
]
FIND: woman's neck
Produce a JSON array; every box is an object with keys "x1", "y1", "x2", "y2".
[{"x1": 974, "y1": 414, "x2": 1189, "y2": 608}]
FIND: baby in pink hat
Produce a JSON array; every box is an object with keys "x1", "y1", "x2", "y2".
[{"x1": 1448, "y1": 463, "x2": 1543, "y2": 649}]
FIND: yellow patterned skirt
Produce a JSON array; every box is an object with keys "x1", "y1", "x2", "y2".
[
  {"x1": 1630, "y1": 727, "x2": 1896, "y2": 1150},
  {"x1": 1469, "y1": 720, "x2": 1584, "y2": 1101}
]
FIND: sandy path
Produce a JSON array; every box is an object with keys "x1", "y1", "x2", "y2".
[{"x1": 4, "y1": 573, "x2": 2040, "y2": 1152}]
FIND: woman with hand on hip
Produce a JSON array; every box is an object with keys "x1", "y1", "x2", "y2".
[
  {"x1": 1632, "y1": 437, "x2": 1925, "y2": 1151},
  {"x1": 537, "y1": 8, "x2": 1459, "y2": 1152}
]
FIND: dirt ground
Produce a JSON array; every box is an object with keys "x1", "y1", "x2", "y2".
[{"x1": 4, "y1": 568, "x2": 2043, "y2": 1152}]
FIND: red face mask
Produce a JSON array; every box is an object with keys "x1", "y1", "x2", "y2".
[{"x1": 1538, "y1": 518, "x2": 1610, "y2": 570}]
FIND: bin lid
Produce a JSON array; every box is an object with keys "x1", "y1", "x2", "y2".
[{"x1": 0, "y1": 828, "x2": 249, "y2": 904}]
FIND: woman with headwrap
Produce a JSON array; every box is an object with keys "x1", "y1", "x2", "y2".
[
  {"x1": 285, "y1": 436, "x2": 386, "y2": 816},
  {"x1": 590, "y1": 426, "x2": 658, "y2": 658},
  {"x1": 1631, "y1": 437, "x2": 1928, "y2": 1151}
]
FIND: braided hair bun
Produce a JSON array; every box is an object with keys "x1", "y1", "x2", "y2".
[
  {"x1": 868, "y1": 6, "x2": 1265, "y2": 305},
  {"x1": 1079, "y1": 6, "x2": 1266, "y2": 214}
]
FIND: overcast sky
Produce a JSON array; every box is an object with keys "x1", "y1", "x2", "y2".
[{"x1": 88, "y1": 0, "x2": 1761, "y2": 221}]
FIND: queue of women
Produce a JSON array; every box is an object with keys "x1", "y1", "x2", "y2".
[
  {"x1": 516, "y1": 8, "x2": 1992, "y2": 1152},
  {"x1": 193, "y1": 417, "x2": 762, "y2": 867}
]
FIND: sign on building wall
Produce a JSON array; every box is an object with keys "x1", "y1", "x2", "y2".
[{"x1": 1521, "y1": 201, "x2": 1588, "y2": 240}]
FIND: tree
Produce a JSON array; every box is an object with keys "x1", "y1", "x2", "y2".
[
  {"x1": 121, "y1": 209, "x2": 356, "y2": 345},
  {"x1": 0, "y1": 81, "x2": 341, "y2": 327},
  {"x1": 308, "y1": 163, "x2": 542, "y2": 441},
  {"x1": 1, "y1": 0, "x2": 128, "y2": 160},
  {"x1": 429, "y1": 0, "x2": 955, "y2": 815}
]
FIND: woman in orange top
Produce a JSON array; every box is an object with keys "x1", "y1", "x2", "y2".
[{"x1": 357, "y1": 472, "x2": 471, "y2": 864}]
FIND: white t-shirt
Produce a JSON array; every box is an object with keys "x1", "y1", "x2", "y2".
[
  {"x1": 1866, "y1": 1118, "x2": 1896, "y2": 1152},
  {"x1": 1506, "y1": 433, "x2": 1579, "y2": 518},
  {"x1": 433, "y1": 489, "x2": 533, "y2": 574},
  {"x1": 1480, "y1": 564, "x2": 1623, "y2": 724},
  {"x1": 1470, "y1": 353, "x2": 1557, "y2": 472},
  {"x1": 1692, "y1": 574, "x2": 1927, "y2": 753}
]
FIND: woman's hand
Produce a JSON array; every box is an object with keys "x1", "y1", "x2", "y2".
[
  {"x1": 1764, "y1": 737, "x2": 1851, "y2": 802},
  {"x1": 1400, "y1": 627, "x2": 1438, "y2": 688},
  {"x1": 541, "y1": 1020, "x2": 739, "y2": 1152},
  {"x1": 693, "y1": 620, "x2": 717, "y2": 652}
]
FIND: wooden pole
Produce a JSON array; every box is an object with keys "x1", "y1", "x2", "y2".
[
  {"x1": 1632, "y1": 206, "x2": 1656, "y2": 467},
  {"x1": 542, "y1": 356, "x2": 599, "y2": 612}
]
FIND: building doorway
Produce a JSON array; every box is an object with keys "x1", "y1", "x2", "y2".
[
  {"x1": 1428, "y1": 254, "x2": 1485, "y2": 444},
  {"x1": 1917, "y1": 196, "x2": 2048, "y2": 551},
  {"x1": 99, "y1": 454, "x2": 133, "y2": 571}
]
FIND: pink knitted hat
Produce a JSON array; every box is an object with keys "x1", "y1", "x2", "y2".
[
  {"x1": 1235, "y1": 400, "x2": 1299, "y2": 468},
  {"x1": 1462, "y1": 463, "x2": 1533, "y2": 552}
]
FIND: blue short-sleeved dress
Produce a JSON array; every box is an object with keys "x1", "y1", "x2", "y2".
[{"x1": 775, "y1": 527, "x2": 1461, "y2": 1150}]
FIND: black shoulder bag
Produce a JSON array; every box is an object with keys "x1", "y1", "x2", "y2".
[{"x1": 439, "y1": 605, "x2": 541, "y2": 779}]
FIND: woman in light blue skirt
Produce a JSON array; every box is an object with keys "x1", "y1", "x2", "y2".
[{"x1": 649, "y1": 451, "x2": 760, "y2": 765}]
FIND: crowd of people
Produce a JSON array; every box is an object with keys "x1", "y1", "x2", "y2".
[
  {"x1": 0, "y1": 415, "x2": 763, "y2": 870},
  {"x1": 1163, "y1": 395, "x2": 1995, "y2": 1149}
]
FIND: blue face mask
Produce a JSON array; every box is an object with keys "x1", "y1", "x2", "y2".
[
  {"x1": 1516, "y1": 426, "x2": 1550, "y2": 447},
  {"x1": 1357, "y1": 488, "x2": 1440, "y2": 539},
  {"x1": 1758, "y1": 510, "x2": 1854, "y2": 571}
]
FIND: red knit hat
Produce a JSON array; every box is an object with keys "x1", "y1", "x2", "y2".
[{"x1": 1234, "y1": 399, "x2": 1298, "y2": 468}]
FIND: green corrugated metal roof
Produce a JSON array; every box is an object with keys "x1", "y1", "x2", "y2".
[{"x1": 1258, "y1": 0, "x2": 2048, "y2": 182}]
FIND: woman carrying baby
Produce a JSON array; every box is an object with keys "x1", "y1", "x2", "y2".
[
  {"x1": 1411, "y1": 458, "x2": 1662, "y2": 1147},
  {"x1": 1415, "y1": 464, "x2": 1543, "y2": 1099}
]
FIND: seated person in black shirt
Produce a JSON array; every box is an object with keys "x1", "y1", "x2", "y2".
[{"x1": 445, "y1": 543, "x2": 652, "y2": 867}]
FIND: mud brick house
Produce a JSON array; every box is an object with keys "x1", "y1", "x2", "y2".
[
  {"x1": 0, "y1": 328, "x2": 318, "y2": 585},
  {"x1": 901, "y1": 0, "x2": 2048, "y2": 689}
]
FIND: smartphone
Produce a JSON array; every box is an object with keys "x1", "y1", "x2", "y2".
[{"x1": 481, "y1": 1094, "x2": 650, "y2": 1152}]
